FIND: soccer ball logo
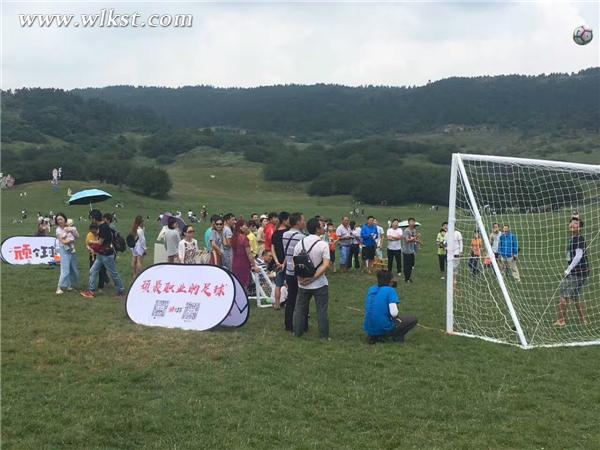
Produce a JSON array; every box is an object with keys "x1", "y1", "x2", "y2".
[{"x1": 573, "y1": 25, "x2": 593, "y2": 45}]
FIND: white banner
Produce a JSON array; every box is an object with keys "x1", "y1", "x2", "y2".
[
  {"x1": 126, "y1": 264, "x2": 249, "y2": 331},
  {"x1": 1, "y1": 236, "x2": 58, "y2": 265}
]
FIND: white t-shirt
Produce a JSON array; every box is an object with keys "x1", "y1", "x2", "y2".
[
  {"x1": 293, "y1": 234, "x2": 330, "y2": 290},
  {"x1": 490, "y1": 230, "x2": 501, "y2": 253},
  {"x1": 386, "y1": 228, "x2": 403, "y2": 251},
  {"x1": 446, "y1": 230, "x2": 463, "y2": 256},
  {"x1": 376, "y1": 226, "x2": 384, "y2": 247},
  {"x1": 336, "y1": 224, "x2": 352, "y2": 246}
]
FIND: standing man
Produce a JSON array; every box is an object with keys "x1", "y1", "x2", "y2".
[
  {"x1": 449, "y1": 227, "x2": 464, "y2": 289},
  {"x1": 271, "y1": 211, "x2": 290, "y2": 310},
  {"x1": 293, "y1": 218, "x2": 331, "y2": 340},
  {"x1": 401, "y1": 218, "x2": 419, "y2": 283},
  {"x1": 436, "y1": 222, "x2": 448, "y2": 280},
  {"x1": 360, "y1": 216, "x2": 379, "y2": 274},
  {"x1": 374, "y1": 219, "x2": 385, "y2": 260},
  {"x1": 282, "y1": 212, "x2": 306, "y2": 332},
  {"x1": 81, "y1": 212, "x2": 126, "y2": 298},
  {"x1": 489, "y1": 223, "x2": 502, "y2": 261},
  {"x1": 204, "y1": 215, "x2": 219, "y2": 250},
  {"x1": 554, "y1": 218, "x2": 589, "y2": 327},
  {"x1": 498, "y1": 224, "x2": 520, "y2": 282},
  {"x1": 336, "y1": 216, "x2": 353, "y2": 271},
  {"x1": 263, "y1": 212, "x2": 279, "y2": 260},
  {"x1": 222, "y1": 213, "x2": 236, "y2": 271},
  {"x1": 386, "y1": 219, "x2": 403, "y2": 275}
]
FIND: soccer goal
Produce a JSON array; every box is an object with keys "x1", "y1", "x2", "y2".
[{"x1": 446, "y1": 153, "x2": 600, "y2": 348}]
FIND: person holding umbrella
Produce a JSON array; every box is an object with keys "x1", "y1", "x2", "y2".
[{"x1": 80, "y1": 211, "x2": 126, "y2": 298}]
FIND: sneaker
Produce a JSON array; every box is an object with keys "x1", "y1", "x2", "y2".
[
  {"x1": 56, "y1": 288, "x2": 64, "y2": 295},
  {"x1": 115, "y1": 291, "x2": 126, "y2": 298},
  {"x1": 441, "y1": 276, "x2": 445, "y2": 280},
  {"x1": 80, "y1": 290, "x2": 95, "y2": 298},
  {"x1": 66, "y1": 287, "x2": 74, "y2": 291}
]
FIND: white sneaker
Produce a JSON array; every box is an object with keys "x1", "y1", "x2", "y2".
[
  {"x1": 66, "y1": 287, "x2": 74, "y2": 291},
  {"x1": 441, "y1": 276, "x2": 445, "y2": 280},
  {"x1": 56, "y1": 288, "x2": 64, "y2": 295}
]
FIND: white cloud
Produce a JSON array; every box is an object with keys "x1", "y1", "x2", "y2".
[{"x1": 1, "y1": 1, "x2": 598, "y2": 89}]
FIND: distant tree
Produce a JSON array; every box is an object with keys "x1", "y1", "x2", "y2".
[{"x1": 128, "y1": 167, "x2": 172, "y2": 197}]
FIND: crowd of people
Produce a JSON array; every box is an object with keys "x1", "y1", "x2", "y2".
[{"x1": 45, "y1": 204, "x2": 590, "y2": 343}]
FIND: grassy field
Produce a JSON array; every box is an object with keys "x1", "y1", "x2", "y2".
[{"x1": 2, "y1": 155, "x2": 600, "y2": 449}]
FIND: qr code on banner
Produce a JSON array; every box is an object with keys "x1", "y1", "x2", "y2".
[
  {"x1": 151, "y1": 300, "x2": 170, "y2": 318},
  {"x1": 182, "y1": 302, "x2": 200, "y2": 321}
]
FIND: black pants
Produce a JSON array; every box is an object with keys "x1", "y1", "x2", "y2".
[
  {"x1": 285, "y1": 274, "x2": 308, "y2": 332},
  {"x1": 438, "y1": 254, "x2": 446, "y2": 273},
  {"x1": 403, "y1": 253, "x2": 415, "y2": 281},
  {"x1": 368, "y1": 315, "x2": 418, "y2": 343},
  {"x1": 349, "y1": 244, "x2": 361, "y2": 269},
  {"x1": 387, "y1": 249, "x2": 402, "y2": 273},
  {"x1": 294, "y1": 285, "x2": 329, "y2": 338}
]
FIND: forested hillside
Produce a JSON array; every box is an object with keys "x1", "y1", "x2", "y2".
[{"x1": 75, "y1": 68, "x2": 600, "y2": 135}]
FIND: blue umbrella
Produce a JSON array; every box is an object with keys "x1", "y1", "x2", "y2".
[{"x1": 68, "y1": 189, "x2": 112, "y2": 209}]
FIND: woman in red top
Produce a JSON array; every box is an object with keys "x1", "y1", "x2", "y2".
[{"x1": 231, "y1": 220, "x2": 260, "y2": 291}]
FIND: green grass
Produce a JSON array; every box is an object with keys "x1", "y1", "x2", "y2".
[{"x1": 2, "y1": 157, "x2": 600, "y2": 449}]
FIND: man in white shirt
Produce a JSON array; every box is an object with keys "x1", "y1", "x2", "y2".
[
  {"x1": 292, "y1": 217, "x2": 331, "y2": 340},
  {"x1": 374, "y1": 219, "x2": 385, "y2": 259},
  {"x1": 386, "y1": 218, "x2": 403, "y2": 275},
  {"x1": 336, "y1": 216, "x2": 352, "y2": 271},
  {"x1": 448, "y1": 228, "x2": 463, "y2": 288}
]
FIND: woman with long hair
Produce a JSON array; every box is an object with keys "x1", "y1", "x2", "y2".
[
  {"x1": 210, "y1": 217, "x2": 225, "y2": 266},
  {"x1": 54, "y1": 212, "x2": 80, "y2": 294},
  {"x1": 130, "y1": 215, "x2": 147, "y2": 280},
  {"x1": 231, "y1": 219, "x2": 260, "y2": 290},
  {"x1": 178, "y1": 226, "x2": 199, "y2": 264}
]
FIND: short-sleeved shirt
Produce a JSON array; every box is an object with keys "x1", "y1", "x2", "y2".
[
  {"x1": 568, "y1": 235, "x2": 588, "y2": 278},
  {"x1": 271, "y1": 228, "x2": 286, "y2": 263},
  {"x1": 264, "y1": 223, "x2": 276, "y2": 252},
  {"x1": 293, "y1": 235, "x2": 330, "y2": 290},
  {"x1": 204, "y1": 227, "x2": 213, "y2": 250},
  {"x1": 283, "y1": 229, "x2": 303, "y2": 276},
  {"x1": 363, "y1": 285, "x2": 399, "y2": 336},
  {"x1": 223, "y1": 226, "x2": 233, "y2": 248},
  {"x1": 210, "y1": 229, "x2": 224, "y2": 252},
  {"x1": 401, "y1": 228, "x2": 418, "y2": 254},
  {"x1": 336, "y1": 224, "x2": 352, "y2": 246},
  {"x1": 490, "y1": 231, "x2": 501, "y2": 253},
  {"x1": 164, "y1": 229, "x2": 181, "y2": 257},
  {"x1": 247, "y1": 231, "x2": 258, "y2": 257},
  {"x1": 387, "y1": 228, "x2": 403, "y2": 251}
]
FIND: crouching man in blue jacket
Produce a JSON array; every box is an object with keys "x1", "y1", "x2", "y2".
[{"x1": 364, "y1": 270, "x2": 418, "y2": 344}]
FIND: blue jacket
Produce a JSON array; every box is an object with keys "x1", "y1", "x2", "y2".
[
  {"x1": 498, "y1": 232, "x2": 519, "y2": 258},
  {"x1": 364, "y1": 285, "x2": 399, "y2": 336},
  {"x1": 361, "y1": 224, "x2": 379, "y2": 248}
]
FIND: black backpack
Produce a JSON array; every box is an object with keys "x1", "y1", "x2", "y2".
[
  {"x1": 293, "y1": 238, "x2": 322, "y2": 278},
  {"x1": 112, "y1": 230, "x2": 127, "y2": 252},
  {"x1": 126, "y1": 233, "x2": 137, "y2": 249}
]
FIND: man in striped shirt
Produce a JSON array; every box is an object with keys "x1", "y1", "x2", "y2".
[{"x1": 282, "y1": 212, "x2": 306, "y2": 332}]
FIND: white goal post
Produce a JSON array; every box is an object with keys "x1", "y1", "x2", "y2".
[{"x1": 446, "y1": 153, "x2": 600, "y2": 349}]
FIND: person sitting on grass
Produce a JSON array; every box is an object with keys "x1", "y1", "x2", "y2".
[{"x1": 363, "y1": 270, "x2": 418, "y2": 344}]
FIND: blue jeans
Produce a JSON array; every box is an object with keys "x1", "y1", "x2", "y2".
[
  {"x1": 58, "y1": 246, "x2": 79, "y2": 289},
  {"x1": 339, "y1": 245, "x2": 351, "y2": 268},
  {"x1": 88, "y1": 254, "x2": 125, "y2": 293}
]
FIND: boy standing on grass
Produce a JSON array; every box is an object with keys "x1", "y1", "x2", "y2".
[
  {"x1": 363, "y1": 270, "x2": 418, "y2": 344},
  {"x1": 554, "y1": 218, "x2": 589, "y2": 327}
]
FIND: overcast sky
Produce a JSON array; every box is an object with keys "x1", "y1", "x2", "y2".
[{"x1": 2, "y1": 1, "x2": 598, "y2": 89}]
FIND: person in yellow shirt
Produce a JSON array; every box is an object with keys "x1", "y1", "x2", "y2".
[{"x1": 247, "y1": 220, "x2": 259, "y2": 258}]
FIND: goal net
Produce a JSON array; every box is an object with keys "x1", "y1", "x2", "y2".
[{"x1": 447, "y1": 154, "x2": 600, "y2": 348}]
